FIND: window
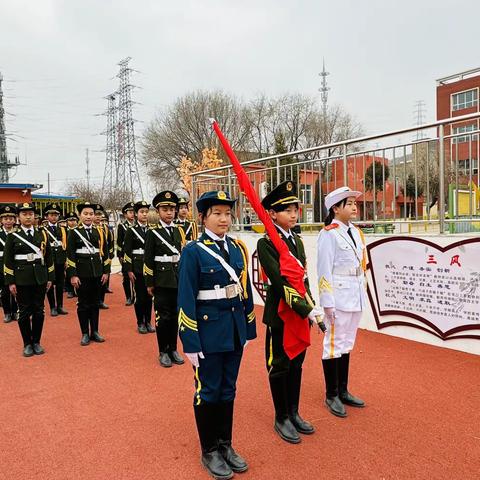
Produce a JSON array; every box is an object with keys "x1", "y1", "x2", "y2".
[
  {"x1": 452, "y1": 124, "x2": 478, "y2": 144},
  {"x1": 458, "y1": 158, "x2": 479, "y2": 175},
  {"x1": 452, "y1": 89, "x2": 478, "y2": 111},
  {"x1": 301, "y1": 184, "x2": 312, "y2": 204}
]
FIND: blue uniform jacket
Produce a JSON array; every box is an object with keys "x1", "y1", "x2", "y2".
[{"x1": 177, "y1": 233, "x2": 257, "y2": 354}]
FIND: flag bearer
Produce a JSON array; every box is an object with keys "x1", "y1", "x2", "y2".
[
  {"x1": 0, "y1": 205, "x2": 18, "y2": 323},
  {"x1": 3, "y1": 202, "x2": 54, "y2": 357},
  {"x1": 44, "y1": 203, "x2": 68, "y2": 316},
  {"x1": 123, "y1": 200, "x2": 155, "y2": 334},
  {"x1": 257, "y1": 181, "x2": 320, "y2": 444},
  {"x1": 66, "y1": 202, "x2": 111, "y2": 346},
  {"x1": 316, "y1": 186, "x2": 367, "y2": 418},
  {"x1": 117, "y1": 202, "x2": 135, "y2": 305},
  {"x1": 178, "y1": 190, "x2": 256, "y2": 480},
  {"x1": 175, "y1": 196, "x2": 198, "y2": 242},
  {"x1": 143, "y1": 191, "x2": 185, "y2": 367}
]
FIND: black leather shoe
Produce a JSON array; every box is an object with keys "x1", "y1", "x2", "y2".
[
  {"x1": 159, "y1": 352, "x2": 172, "y2": 368},
  {"x1": 23, "y1": 344, "x2": 34, "y2": 357},
  {"x1": 169, "y1": 350, "x2": 184, "y2": 365},
  {"x1": 125, "y1": 298, "x2": 133, "y2": 306},
  {"x1": 201, "y1": 450, "x2": 234, "y2": 480},
  {"x1": 274, "y1": 416, "x2": 301, "y2": 444},
  {"x1": 50, "y1": 308, "x2": 58, "y2": 317},
  {"x1": 57, "y1": 307, "x2": 68, "y2": 315},
  {"x1": 90, "y1": 332, "x2": 105, "y2": 343},
  {"x1": 4, "y1": 313, "x2": 12, "y2": 323},
  {"x1": 325, "y1": 396, "x2": 347, "y2": 417},
  {"x1": 137, "y1": 324, "x2": 148, "y2": 334},
  {"x1": 99, "y1": 303, "x2": 109, "y2": 310},
  {"x1": 340, "y1": 391, "x2": 365, "y2": 407},
  {"x1": 145, "y1": 323, "x2": 155, "y2": 333},
  {"x1": 67, "y1": 292, "x2": 74, "y2": 299},
  {"x1": 81, "y1": 334, "x2": 90, "y2": 346},
  {"x1": 33, "y1": 343, "x2": 45, "y2": 355},
  {"x1": 218, "y1": 443, "x2": 248, "y2": 473},
  {"x1": 289, "y1": 412, "x2": 315, "y2": 434}
]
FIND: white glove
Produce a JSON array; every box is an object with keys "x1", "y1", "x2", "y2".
[
  {"x1": 308, "y1": 307, "x2": 323, "y2": 322},
  {"x1": 185, "y1": 351, "x2": 205, "y2": 368},
  {"x1": 323, "y1": 307, "x2": 336, "y2": 323}
]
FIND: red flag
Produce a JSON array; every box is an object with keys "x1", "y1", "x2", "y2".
[{"x1": 211, "y1": 119, "x2": 310, "y2": 358}]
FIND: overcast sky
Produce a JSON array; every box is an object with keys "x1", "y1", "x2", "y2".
[{"x1": 1, "y1": 0, "x2": 479, "y2": 198}]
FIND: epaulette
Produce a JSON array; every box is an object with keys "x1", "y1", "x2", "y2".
[
  {"x1": 232, "y1": 238, "x2": 249, "y2": 259},
  {"x1": 324, "y1": 224, "x2": 339, "y2": 231}
]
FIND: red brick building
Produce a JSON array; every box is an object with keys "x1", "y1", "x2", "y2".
[{"x1": 436, "y1": 68, "x2": 480, "y2": 176}]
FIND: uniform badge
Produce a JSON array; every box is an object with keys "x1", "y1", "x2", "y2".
[
  {"x1": 53, "y1": 204, "x2": 56, "y2": 208},
  {"x1": 165, "y1": 192, "x2": 171, "y2": 199},
  {"x1": 5, "y1": 206, "x2": 10, "y2": 211},
  {"x1": 217, "y1": 191, "x2": 227, "y2": 200},
  {"x1": 286, "y1": 182, "x2": 293, "y2": 191},
  {"x1": 23, "y1": 203, "x2": 29, "y2": 208}
]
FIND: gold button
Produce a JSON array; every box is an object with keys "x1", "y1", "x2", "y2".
[{"x1": 203, "y1": 315, "x2": 208, "y2": 320}]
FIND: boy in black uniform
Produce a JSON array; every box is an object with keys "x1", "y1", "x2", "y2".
[
  {"x1": 175, "y1": 196, "x2": 198, "y2": 242},
  {"x1": 117, "y1": 202, "x2": 135, "y2": 305},
  {"x1": 0, "y1": 205, "x2": 18, "y2": 323},
  {"x1": 44, "y1": 203, "x2": 68, "y2": 316},
  {"x1": 257, "y1": 181, "x2": 321, "y2": 444},
  {"x1": 143, "y1": 191, "x2": 186, "y2": 367},
  {"x1": 3, "y1": 202, "x2": 54, "y2": 357},
  {"x1": 123, "y1": 200, "x2": 155, "y2": 334},
  {"x1": 66, "y1": 202, "x2": 111, "y2": 346},
  {"x1": 65, "y1": 211, "x2": 78, "y2": 299}
]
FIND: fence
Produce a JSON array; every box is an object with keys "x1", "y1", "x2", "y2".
[{"x1": 191, "y1": 112, "x2": 480, "y2": 234}]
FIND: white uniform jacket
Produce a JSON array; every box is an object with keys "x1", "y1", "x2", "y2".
[{"x1": 316, "y1": 220, "x2": 367, "y2": 312}]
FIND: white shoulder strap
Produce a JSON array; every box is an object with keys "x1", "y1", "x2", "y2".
[
  {"x1": 131, "y1": 226, "x2": 145, "y2": 244},
  {"x1": 197, "y1": 242, "x2": 242, "y2": 292},
  {"x1": 12, "y1": 231, "x2": 42, "y2": 255},
  {"x1": 152, "y1": 229, "x2": 180, "y2": 255}
]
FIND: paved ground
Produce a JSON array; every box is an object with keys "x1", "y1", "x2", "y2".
[{"x1": 1, "y1": 274, "x2": 479, "y2": 480}]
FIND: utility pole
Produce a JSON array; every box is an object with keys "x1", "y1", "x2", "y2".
[
  {"x1": 116, "y1": 57, "x2": 143, "y2": 201},
  {"x1": 413, "y1": 100, "x2": 427, "y2": 141},
  {"x1": 319, "y1": 58, "x2": 330, "y2": 120},
  {"x1": 85, "y1": 148, "x2": 90, "y2": 193},
  {"x1": 101, "y1": 93, "x2": 119, "y2": 201},
  {"x1": 47, "y1": 172, "x2": 50, "y2": 195}
]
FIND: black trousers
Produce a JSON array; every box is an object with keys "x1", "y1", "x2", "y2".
[
  {"x1": 265, "y1": 324, "x2": 306, "y2": 378},
  {"x1": 133, "y1": 273, "x2": 152, "y2": 326},
  {"x1": 122, "y1": 270, "x2": 132, "y2": 301},
  {"x1": 154, "y1": 287, "x2": 178, "y2": 353},
  {"x1": 1, "y1": 282, "x2": 17, "y2": 316},
  {"x1": 46, "y1": 262, "x2": 65, "y2": 309},
  {"x1": 77, "y1": 276, "x2": 102, "y2": 334},
  {"x1": 16, "y1": 284, "x2": 47, "y2": 346}
]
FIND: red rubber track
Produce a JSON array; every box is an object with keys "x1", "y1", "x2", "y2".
[{"x1": 1, "y1": 274, "x2": 479, "y2": 480}]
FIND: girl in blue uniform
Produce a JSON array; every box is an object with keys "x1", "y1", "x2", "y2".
[{"x1": 177, "y1": 190, "x2": 256, "y2": 480}]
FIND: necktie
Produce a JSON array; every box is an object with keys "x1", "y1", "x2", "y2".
[
  {"x1": 287, "y1": 235, "x2": 296, "y2": 249},
  {"x1": 27, "y1": 230, "x2": 33, "y2": 238},
  {"x1": 215, "y1": 240, "x2": 230, "y2": 262},
  {"x1": 347, "y1": 227, "x2": 357, "y2": 247},
  {"x1": 167, "y1": 226, "x2": 173, "y2": 238},
  {"x1": 85, "y1": 228, "x2": 91, "y2": 240}
]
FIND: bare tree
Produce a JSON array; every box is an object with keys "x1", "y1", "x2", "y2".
[{"x1": 67, "y1": 180, "x2": 131, "y2": 212}]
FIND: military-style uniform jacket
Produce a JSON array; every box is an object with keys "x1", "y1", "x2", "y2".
[
  {"x1": 116, "y1": 221, "x2": 133, "y2": 259},
  {"x1": 316, "y1": 220, "x2": 367, "y2": 312},
  {"x1": 257, "y1": 229, "x2": 313, "y2": 328},
  {"x1": 174, "y1": 218, "x2": 198, "y2": 242},
  {"x1": 44, "y1": 223, "x2": 67, "y2": 265},
  {"x1": 3, "y1": 227, "x2": 55, "y2": 286},
  {"x1": 143, "y1": 224, "x2": 185, "y2": 288},
  {"x1": 178, "y1": 233, "x2": 257, "y2": 354},
  {"x1": 66, "y1": 225, "x2": 111, "y2": 279},
  {"x1": 123, "y1": 222, "x2": 149, "y2": 275}
]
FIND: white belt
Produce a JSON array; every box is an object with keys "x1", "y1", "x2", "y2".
[
  {"x1": 132, "y1": 248, "x2": 145, "y2": 255},
  {"x1": 197, "y1": 284, "x2": 240, "y2": 300},
  {"x1": 50, "y1": 241, "x2": 62, "y2": 248},
  {"x1": 0, "y1": 252, "x2": 4, "y2": 257},
  {"x1": 14, "y1": 253, "x2": 43, "y2": 261},
  {"x1": 333, "y1": 266, "x2": 363, "y2": 277},
  {"x1": 154, "y1": 255, "x2": 180, "y2": 263},
  {"x1": 76, "y1": 247, "x2": 99, "y2": 254}
]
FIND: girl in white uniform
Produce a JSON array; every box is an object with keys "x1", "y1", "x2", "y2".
[{"x1": 317, "y1": 187, "x2": 367, "y2": 418}]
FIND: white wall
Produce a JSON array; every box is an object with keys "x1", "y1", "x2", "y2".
[{"x1": 233, "y1": 231, "x2": 480, "y2": 356}]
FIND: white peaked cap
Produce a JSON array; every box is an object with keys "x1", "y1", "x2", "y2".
[{"x1": 325, "y1": 186, "x2": 362, "y2": 211}]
